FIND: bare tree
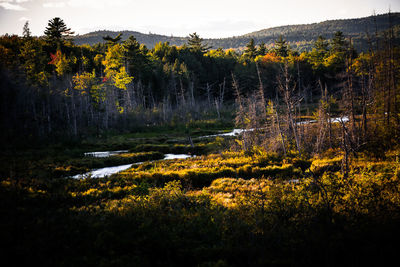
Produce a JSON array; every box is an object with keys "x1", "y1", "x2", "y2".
[{"x1": 278, "y1": 62, "x2": 302, "y2": 155}]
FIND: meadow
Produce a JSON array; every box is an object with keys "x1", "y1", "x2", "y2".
[{"x1": 1, "y1": 119, "x2": 399, "y2": 266}]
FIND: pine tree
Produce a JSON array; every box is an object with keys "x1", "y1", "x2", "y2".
[
  {"x1": 103, "y1": 33, "x2": 123, "y2": 46},
  {"x1": 123, "y1": 35, "x2": 147, "y2": 77},
  {"x1": 44, "y1": 17, "x2": 74, "y2": 45},
  {"x1": 310, "y1": 36, "x2": 329, "y2": 67},
  {"x1": 315, "y1": 36, "x2": 329, "y2": 53},
  {"x1": 244, "y1": 38, "x2": 257, "y2": 59},
  {"x1": 331, "y1": 31, "x2": 347, "y2": 54},
  {"x1": 274, "y1": 35, "x2": 288, "y2": 57},
  {"x1": 187, "y1": 32, "x2": 210, "y2": 53},
  {"x1": 22, "y1": 21, "x2": 31, "y2": 38},
  {"x1": 257, "y1": 42, "x2": 267, "y2": 56}
]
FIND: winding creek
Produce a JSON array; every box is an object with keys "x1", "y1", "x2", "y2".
[
  {"x1": 72, "y1": 153, "x2": 194, "y2": 179},
  {"x1": 72, "y1": 116, "x2": 349, "y2": 179},
  {"x1": 83, "y1": 150, "x2": 129, "y2": 158}
]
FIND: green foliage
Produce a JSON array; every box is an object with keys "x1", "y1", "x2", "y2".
[
  {"x1": 44, "y1": 17, "x2": 74, "y2": 47},
  {"x1": 1, "y1": 12, "x2": 400, "y2": 265},
  {"x1": 187, "y1": 32, "x2": 210, "y2": 54},
  {"x1": 273, "y1": 35, "x2": 288, "y2": 57},
  {"x1": 103, "y1": 33, "x2": 123, "y2": 46},
  {"x1": 257, "y1": 41, "x2": 267, "y2": 56},
  {"x1": 243, "y1": 38, "x2": 257, "y2": 60},
  {"x1": 309, "y1": 35, "x2": 329, "y2": 70},
  {"x1": 20, "y1": 39, "x2": 48, "y2": 86},
  {"x1": 73, "y1": 13, "x2": 400, "y2": 52}
]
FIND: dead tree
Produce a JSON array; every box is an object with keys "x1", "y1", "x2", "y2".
[
  {"x1": 214, "y1": 77, "x2": 226, "y2": 120},
  {"x1": 278, "y1": 62, "x2": 302, "y2": 155},
  {"x1": 314, "y1": 80, "x2": 330, "y2": 153},
  {"x1": 232, "y1": 73, "x2": 249, "y2": 151}
]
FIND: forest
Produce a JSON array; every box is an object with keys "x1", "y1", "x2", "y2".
[
  {"x1": 73, "y1": 12, "x2": 400, "y2": 51},
  {"x1": 0, "y1": 12, "x2": 400, "y2": 266}
]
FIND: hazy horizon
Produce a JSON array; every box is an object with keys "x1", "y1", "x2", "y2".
[{"x1": 1, "y1": 0, "x2": 399, "y2": 38}]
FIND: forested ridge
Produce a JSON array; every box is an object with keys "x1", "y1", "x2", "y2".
[
  {"x1": 1, "y1": 13, "x2": 400, "y2": 266},
  {"x1": 73, "y1": 12, "x2": 400, "y2": 51},
  {"x1": 1, "y1": 14, "x2": 399, "y2": 144}
]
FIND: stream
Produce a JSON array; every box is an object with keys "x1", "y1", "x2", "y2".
[
  {"x1": 84, "y1": 150, "x2": 129, "y2": 157},
  {"x1": 72, "y1": 116, "x2": 349, "y2": 179},
  {"x1": 72, "y1": 153, "x2": 194, "y2": 179},
  {"x1": 201, "y1": 116, "x2": 349, "y2": 137}
]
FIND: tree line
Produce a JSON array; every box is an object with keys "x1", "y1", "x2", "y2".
[
  {"x1": 0, "y1": 17, "x2": 398, "y2": 150},
  {"x1": 73, "y1": 13, "x2": 400, "y2": 52}
]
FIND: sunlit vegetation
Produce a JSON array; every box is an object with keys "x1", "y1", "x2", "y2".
[
  {"x1": 1, "y1": 149, "x2": 399, "y2": 266},
  {"x1": 115, "y1": 151, "x2": 303, "y2": 187},
  {"x1": 53, "y1": 151, "x2": 164, "y2": 177},
  {"x1": 1, "y1": 13, "x2": 400, "y2": 266}
]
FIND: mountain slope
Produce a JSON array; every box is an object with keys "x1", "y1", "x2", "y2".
[
  {"x1": 244, "y1": 13, "x2": 399, "y2": 38},
  {"x1": 74, "y1": 30, "x2": 187, "y2": 48},
  {"x1": 73, "y1": 12, "x2": 400, "y2": 51}
]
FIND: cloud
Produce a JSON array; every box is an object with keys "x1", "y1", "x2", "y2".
[
  {"x1": 43, "y1": 1, "x2": 66, "y2": 8},
  {"x1": 0, "y1": 2, "x2": 26, "y2": 10},
  {"x1": 0, "y1": 0, "x2": 31, "y2": 3},
  {"x1": 41, "y1": 0, "x2": 133, "y2": 9},
  {"x1": 67, "y1": 0, "x2": 131, "y2": 8},
  {"x1": 19, "y1": 16, "x2": 30, "y2": 21}
]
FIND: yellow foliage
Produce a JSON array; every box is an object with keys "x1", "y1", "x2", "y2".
[
  {"x1": 114, "y1": 67, "x2": 133, "y2": 90},
  {"x1": 258, "y1": 52, "x2": 281, "y2": 64}
]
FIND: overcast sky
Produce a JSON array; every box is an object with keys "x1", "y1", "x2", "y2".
[{"x1": 0, "y1": 0, "x2": 399, "y2": 38}]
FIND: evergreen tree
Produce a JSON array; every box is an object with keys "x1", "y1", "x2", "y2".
[
  {"x1": 274, "y1": 35, "x2": 288, "y2": 57},
  {"x1": 44, "y1": 17, "x2": 74, "y2": 46},
  {"x1": 244, "y1": 38, "x2": 257, "y2": 60},
  {"x1": 103, "y1": 33, "x2": 123, "y2": 46},
  {"x1": 187, "y1": 32, "x2": 210, "y2": 53},
  {"x1": 123, "y1": 35, "x2": 148, "y2": 77},
  {"x1": 310, "y1": 36, "x2": 329, "y2": 64},
  {"x1": 315, "y1": 36, "x2": 329, "y2": 52},
  {"x1": 257, "y1": 42, "x2": 267, "y2": 56},
  {"x1": 331, "y1": 31, "x2": 347, "y2": 54},
  {"x1": 22, "y1": 21, "x2": 31, "y2": 38},
  {"x1": 325, "y1": 31, "x2": 350, "y2": 72},
  {"x1": 123, "y1": 36, "x2": 140, "y2": 53},
  {"x1": 20, "y1": 39, "x2": 48, "y2": 86}
]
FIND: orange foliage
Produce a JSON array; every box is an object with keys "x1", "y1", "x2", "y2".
[{"x1": 259, "y1": 52, "x2": 281, "y2": 63}]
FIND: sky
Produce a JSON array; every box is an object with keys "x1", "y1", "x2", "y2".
[{"x1": 0, "y1": 0, "x2": 399, "y2": 38}]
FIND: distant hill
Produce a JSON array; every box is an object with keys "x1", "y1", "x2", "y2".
[
  {"x1": 73, "y1": 12, "x2": 400, "y2": 52},
  {"x1": 74, "y1": 30, "x2": 187, "y2": 48}
]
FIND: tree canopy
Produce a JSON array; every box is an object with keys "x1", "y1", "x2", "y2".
[
  {"x1": 244, "y1": 38, "x2": 257, "y2": 60},
  {"x1": 187, "y1": 32, "x2": 210, "y2": 53},
  {"x1": 273, "y1": 35, "x2": 288, "y2": 57},
  {"x1": 44, "y1": 17, "x2": 74, "y2": 46},
  {"x1": 103, "y1": 33, "x2": 123, "y2": 46}
]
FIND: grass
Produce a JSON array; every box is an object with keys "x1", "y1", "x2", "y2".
[
  {"x1": 114, "y1": 152, "x2": 305, "y2": 188},
  {"x1": 2, "y1": 119, "x2": 400, "y2": 266},
  {"x1": 0, "y1": 121, "x2": 234, "y2": 180}
]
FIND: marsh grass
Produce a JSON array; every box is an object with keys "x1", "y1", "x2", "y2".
[{"x1": 2, "y1": 147, "x2": 400, "y2": 266}]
